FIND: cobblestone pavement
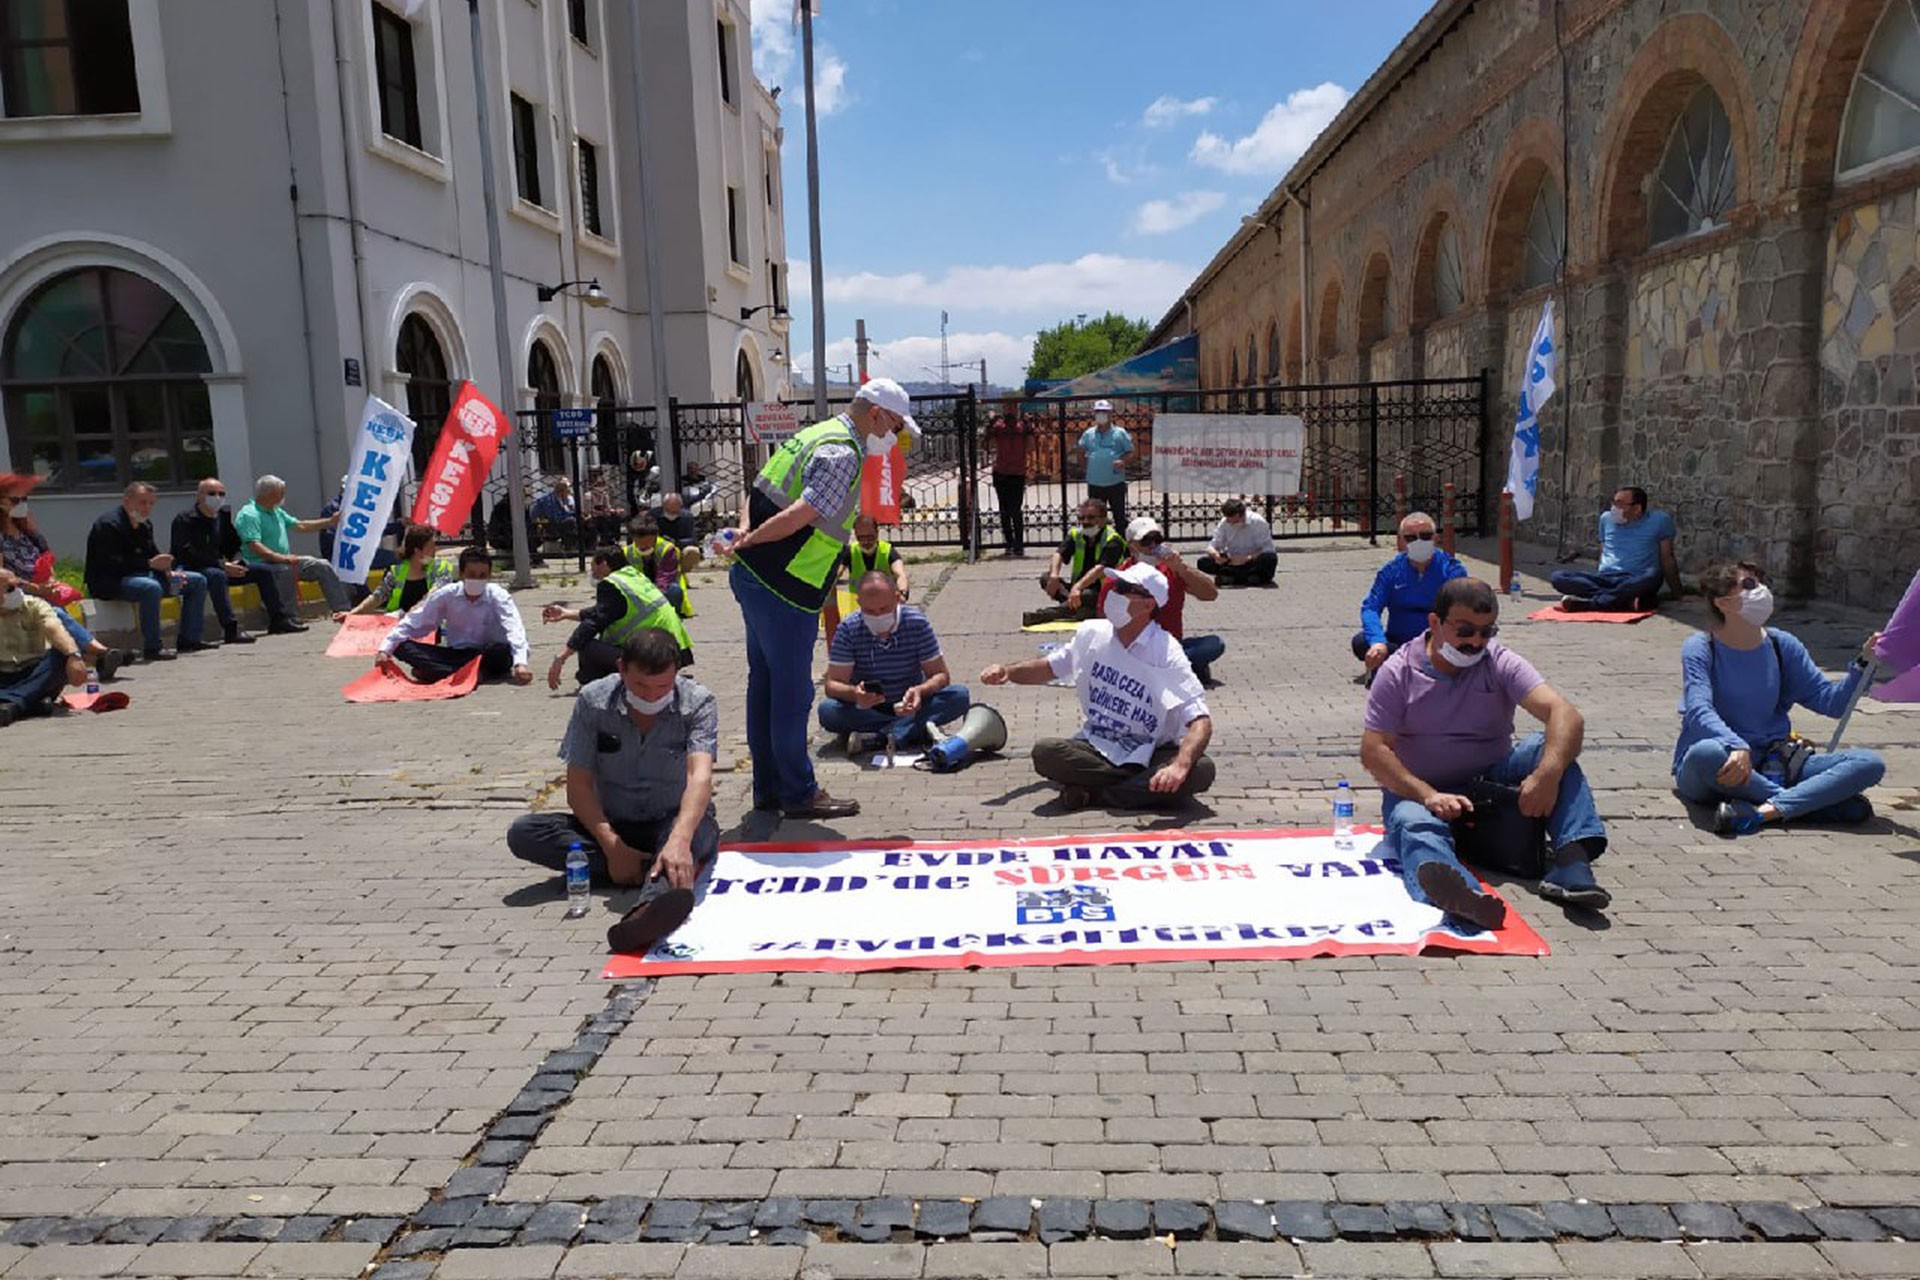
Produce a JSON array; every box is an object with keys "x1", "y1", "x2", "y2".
[{"x1": 2, "y1": 537, "x2": 1918, "y2": 1278}]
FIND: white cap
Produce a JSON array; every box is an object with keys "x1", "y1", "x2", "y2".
[
  {"x1": 854, "y1": 377, "x2": 920, "y2": 440},
  {"x1": 1103, "y1": 562, "x2": 1169, "y2": 608},
  {"x1": 1092, "y1": 399, "x2": 1114, "y2": 413},
  {"x1": 1125, "y1": 515, "x2": 1163, "y2": 544}
]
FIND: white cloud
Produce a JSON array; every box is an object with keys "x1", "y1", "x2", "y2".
[
  {"x1": 793, "y1": 331, "x2": 1039, "y2": 387},
  {"x1": 1094, "y1": 145, "x2": 1160, "y2": 187},
  {"x1": 747, "y1": 0, "x2": 850, "y2": 115},
  {"x1": 1143, "y1": 94, "x2": 1216, "y2": 128},
  {"x1": 1132, "y1": 190, "x2": 1226, "y2": 235},
  {"x1": 1190, "y1": 82, "x2": 1349, "y2": 176},
  {"x1": 788, "y1": 253, "x2": 1196, "y2": 320}
]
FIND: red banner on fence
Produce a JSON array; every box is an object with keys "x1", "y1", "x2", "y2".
[
  {"x1": 861, "y1": 445, "x2": 904, "y2": 524},
  {"x1": 411, "y1": 383, "x2": 507, "y2": 535}
]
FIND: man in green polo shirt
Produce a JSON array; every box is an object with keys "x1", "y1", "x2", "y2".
[{"x1": 235, "y1": 474, "x2": 351, "y2": 621}]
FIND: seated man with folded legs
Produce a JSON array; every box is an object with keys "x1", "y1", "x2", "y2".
[
  {"x1": 1361, "y1": 577, "x2": 1612, "y2": 924},
  {"x1": 818, "y1": 570, "x2": 970, "y2": 755},
  {"x1": 376, "y1": 547, "x2": 533, "y2": 685},
  {"x1": 1674, "y1": 559, "x2": 1885, "y2": 835},
  {"x1": 0, "y1": 567, "x2": 88, "y2": 727},
  {"x1": 543, "y1": 546, "x2": 692, "y2": 688},
  {"x1": 1096, "y1": 516, "x2": 1225, "y2": 687},
  {"x1": 1353, "y1": 510, "x2": 1466, "y2": 685},
  {"x1": 236, "y1": 474, "x2": 349, "y2": 624},
  {"x1": 508, "y1": 629, "x2": 720, "y2": 954},
  {"x1": 171, "y1": 477, "x2": 298, "y2": 644},
  {"x1": 85, "y1": 481, "x2": 211, "y2": 660},
  {"x1": 1198, "y1": 498, "x2": 1277, "y2": 586},
  {"x1": 984, "y1": 563, "x2": 1215, "y2": 811},
  {"x1": 1023, "y1": 497, "x2": 1126, "y2": 626},
  {"x1": 1550, "y1": 485, "x2": 1681, "y2": 611}
]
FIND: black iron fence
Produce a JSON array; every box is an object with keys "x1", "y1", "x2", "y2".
[{"x1": 475, "y1": 373, "x2": 1489, "y2": 556}]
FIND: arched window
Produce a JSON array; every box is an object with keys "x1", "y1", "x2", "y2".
[
  {"x1": 591, "y1": 352, "x2": 619, "y2": 465},
  {"x1": 1228, "y1": 347, "x2": 1239, "y2": 387},
  {"x1": 1522, "y1": 182, "x2": 1566, "y2": 290},
  {"x1": 528, "y1": 341, "x2": 563, "y2": 474},
  {"x1": 1244, "y1": 333, "x2": 1257, "y2": 386},
  {"x1": 1649, "y1": 86, "x2": 1736, "y2": 246},
  {"x1": 1265, "y1": 322, "x2": 1281, "y2": 385},
  {"x1": 3, "y1": 267, "x2": 216, "y2": 489},
  {"x1": 1840, "y1": 0, "x2": 1920, "y2": 176},
  {"x1": 396, "y1": 314, "x2": 452, "y2": 475},
  {"x1": 1434, "y1": 225, "x2": 1465, "y2": 318},
  {"x1": 735, "y1": 350, "x2": 756, "y2": 402}
]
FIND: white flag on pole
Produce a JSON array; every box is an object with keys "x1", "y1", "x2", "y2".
[
  {"x1": 332, "y1": 396, "x2": 416, "y2": 580},
  {"x1": 791, "y1": 0, "x2": 820, "y2": 27},
  {"x1": 1505, "y1": 299, "x2": 1556, "y2": 522},
  {"x1": 399, "y1": 0, "x2": 429, "y2": 17}
]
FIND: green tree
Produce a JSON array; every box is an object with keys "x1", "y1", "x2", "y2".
[{"x1": 1026, "y1": 312, "x2": 1150, "y2": 381}]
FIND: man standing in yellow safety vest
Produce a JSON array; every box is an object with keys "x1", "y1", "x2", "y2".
[{"x1": 723, "y1": 378, "x2": 917, "y2": 820}]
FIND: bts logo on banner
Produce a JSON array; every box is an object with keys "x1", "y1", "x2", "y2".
[
  {"x1": 412, "y1": 382, "x2": 507, "y2": 535},
  {"x1": 331, "y1": 395, "x2": 416, "y2": 579},
  {"x1": 1015, "y1": 885, "x2": 1116, "y2": 926}
]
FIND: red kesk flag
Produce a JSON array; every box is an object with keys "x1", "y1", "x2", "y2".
[
  {"x1": 412, "y1": 382, "x2": 507, "y2": 536},
  {"x1": 861, "y1": 444, "x2": 903, "y2": 524}
]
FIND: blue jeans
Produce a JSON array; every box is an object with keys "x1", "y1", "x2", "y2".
[
  {"x1": 818, "y1": 685, "x2": 972, "y2": 747},
  {"x1": 203, "y1": 564, "x2": 291, "y2": 627},
  {"x1": 1384, "y1": 732, "x2": 1608, "y2": 908},
  {"x1": 1549, "y1": 567, "x2": 1661, "y2": 609},
  {"x1": 103, "y1": 572, "x2": 207, "y2": 651},
  {"x1": 56, "y1": 611, "x2": 95, "y2": 651},
  {"x1": 1674, "y1": 739, "x2": 1885, "y2": 822},
  {"x1": 731, "y1": 563, "x2": 822, "y2": 809},
  {"x1": 0, "y1": 650, "x2": 63, "y2": 710},
  {"x1": 1181, "y1": 635, "x2": 1224, "y2": 683}
]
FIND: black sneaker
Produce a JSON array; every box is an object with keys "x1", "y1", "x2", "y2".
[
  {"x1": 177, "y1": 639, "x2": 219, "y2": 653},
  {"x1": 143, "y1": 648, "x2": 178, "y2": 662},
  {"x1": 96, "y1": 649, "x2": 125, "y2": 682},
  {"x1": 0, "y1": 704, "x2": 16, "y2": 729},
  {"x1": 607, "y1": 888, "x2": 695, "y2": 955},
  {"x1": 1415, "y1": 862, "x2": 1508, "y2": 930},
  {"x1": 267, "y1": 620, "x2": 309, "y2": 634},
  {"x1": 222, "y1": 628, "x2": 257, "y2": 645}
]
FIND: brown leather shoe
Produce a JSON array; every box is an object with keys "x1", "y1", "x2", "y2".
[{"x1": 782, "y1": 789, "x2": 860, "y2": 819}]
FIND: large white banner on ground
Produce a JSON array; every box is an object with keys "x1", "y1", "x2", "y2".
[
  {"x1": 604, "y1": 828, "x2": 1546, "y2": 976},
  {"x1": 1151, "y1": 414, "x2": 1305, "y2": 495},
  {"x1": 331, "y1": 395, "x2": 415, "y2": 580}
]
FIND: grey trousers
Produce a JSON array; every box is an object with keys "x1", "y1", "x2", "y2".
[
  {"x1": 269, "y1": 556, "x2": 353, "y2": 613},
  {"x1": 1031, "y1": 737, "x2": 1216, "y2": 807}
]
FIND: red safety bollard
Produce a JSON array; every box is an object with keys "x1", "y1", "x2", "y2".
[
  {"x1": 1498, "y1": 489, "x2": 1515, "y2": 595},
  {"x1": 1394, "y1": 474, "x2": 1408, "y2": 551},
  {"x1": 1441, "y1": 481, "x2": 1457, "y2": 554},
  {"x1": 1332, "y1": 472, "x2": 1343, "y2": 530}
]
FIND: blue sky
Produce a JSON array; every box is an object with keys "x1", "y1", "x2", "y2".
[{"x1": 748, "y1": 0, "x2": 1432, "y2": 388}]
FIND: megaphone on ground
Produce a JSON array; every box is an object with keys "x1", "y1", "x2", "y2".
[{"x1": 923, "y1": 704, "x2": 1008, "y2": 772}]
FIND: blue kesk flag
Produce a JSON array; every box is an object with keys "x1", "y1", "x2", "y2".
[
  {"x1": 1505, "y1": 300, "x2": 1557, "y2": 522},
  {"x1": 331, "y1": 395, "x2": 416, "y2": 580}
]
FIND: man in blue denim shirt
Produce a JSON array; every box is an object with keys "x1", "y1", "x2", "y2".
[{"x1": 1353, "y1": 511, "x2": 1466, "y2": 683}]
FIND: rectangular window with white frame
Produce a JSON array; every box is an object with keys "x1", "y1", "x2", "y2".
[
  {"x1": 567, "y1": 0, "x2": 590, "y2": 48},
  {"x1": 370, "y1": 1, "x2": 422, "y2": 149},
  {"x1": 510, "y1": 92, "x2": 545, "y2": 208},
  {"x1": 0, "y1": 0, "x2": 139, "y2": 117},
  {"x1": 727, "y1": 185, "x2": 744, "y2": 267},
  {"x1": 361, "y1": 0, "x2": 447, "y2": 175},
  {"x1": 577, "y1": 135, "x2": 605, "y2": 239},
  {"x1": 716, "y1": 15, "x2": 735, "y2": 107}
]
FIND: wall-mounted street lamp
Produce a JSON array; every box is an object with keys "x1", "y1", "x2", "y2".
[
  {"x1": 741, "y1": 303, "x2": 790, "y2": 321},
  {"x1": 537, "y1": 278, "x2": 610, "y2": 307}
]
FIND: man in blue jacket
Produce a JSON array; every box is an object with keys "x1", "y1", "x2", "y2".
[{"x1": 1353, "y1": 511, "x2": 1466, "y2": 685}]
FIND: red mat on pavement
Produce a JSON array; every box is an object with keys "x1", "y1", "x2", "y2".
[
  {"x1": 1526, "y1": 606, "x2": 1655, "y2": 624},
  {"x1": 325, "y1": 614, "x2": 393, "y2": 657},
  {"x1": 342, "y1": 656, "x2": 480, "y2": 703},
  {"x1": 61, "y1": 690, "x2": 130, "y2": 712}
]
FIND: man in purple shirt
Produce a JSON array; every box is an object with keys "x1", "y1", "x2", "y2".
[{"x1": 1360, "y1": 577, "x2": 1612, "y2": 927}]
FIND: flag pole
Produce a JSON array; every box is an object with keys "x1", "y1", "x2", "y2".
[
  {"x1": 1826, "y1": 658, "x2": 1878, "y2": 752},
  {"x1": 801, "y1": 0, "x2": 828, "y2": 419}
]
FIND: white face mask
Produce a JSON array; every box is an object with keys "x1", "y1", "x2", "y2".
[
  {"x1": 202, "y1": 493, "x2": 226, "y2": 512},
  {"x1": 460, "y1": 577, "x2": 488, "y2": 598},
  {"x1": 860, "y1": 607, "x2": 899, "y2": 636},
  {"x1": 1094, "y1": 414, "x2": 1112, "y2": 429},
  {"x1": 625, "y1": 686, "x2": 674, "y2": 715},
  {"x1": 1103, "y1": 592, "x2": 1137, "y2": 629},
  {"x1": 1736, "y1": 584, "x2": 1774, "y2": 626},
  {"x1": 1438, "y1": 641, "x2": 1487, "y2": 668},
  {"x1": 8, "y1": 502, "x2": 27, "y2": 520},
  {"x1": 1405, "y1": 537, "x2": 1436, "y2": 565},
  {"x1": 0, "y1": 588, "x2": 23, "y2": 612}
]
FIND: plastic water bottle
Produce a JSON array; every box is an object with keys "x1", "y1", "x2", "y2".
[
  {"x1": 1509, "y1": 574, "x2": 1523, "y2": 603},
  {"x1": 84, "y1": 667, "x2": 99, "y2": 696},
  {"x1": 1333, "y1": 780, "x2": 1355, "y2": 852},
  {"x1": 564, "y1": 842, "x2": 591, "y2": 918},
  {"x1": 707, "y1": 528, "x2": 738, "y2": 559}
]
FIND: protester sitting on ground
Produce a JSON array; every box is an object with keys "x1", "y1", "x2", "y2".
[
  {"x1": 1096, "y1": 516, "x2": 1226, "y2": 687},
  {"x1": 818, "y1": 570, "x2": 970, "y2": 755},
  {"x1": 1, "y1": 478, "x2": 125, "y2": 678},
  {"x1": 509, "y1": 628, "x2": 720, "y2": 953},
  {"x1": 1360, "y1": 577, "x2": 1612, "y2": 925},
  {"x1": 822, "y1": 514, "x2": 910, "y2": 638},
  {"x1": 1550, "y1": 485, "x2": 1681, "y2": 611},
  {"x1": 85, "y1": 481, "x2": 213, "y2": 661},
  {"x1": 236, "y1": 474, "x2": 350, "y2": 620},
  {"x1": 376, "y1": 547, "x2": 532, "y2": 684},
  {"x1": 1024, "y1": 497, "x2": 1126, "y2": 626},
  {"x1": 985, "y1": 563, "x2": 1215, "y2": 811},
  {"x1": 170, "y1": 477, "x2": 296, "y2": 645},
  {"x1": 1673, "y1": 559, "x2": 1885, "y2": 836},
  {"x1": 1199, "y1": 499, "x2": 1277, "y2": 586},
  {"x1": 335, "y1": 524, "x2": 454, "y2": 620},
  {"x1": 0, "y1": 567, "x2": 88, "y2": 727},
  {"x1": 651, "y1": 491, "x2": 698, "y2": 547},
  {"x1": 530, "y1": 478, "x2": 578, "y2": 546},
  {"x1": 542, "y1": 546, "x2": 691, "y2": 688},
  {"x1": 622, "y1": 513, "x2": 690, "y2": 615},
  {"x1": 1354, "y1": 510, "x2": 1468, "y2": 684}
]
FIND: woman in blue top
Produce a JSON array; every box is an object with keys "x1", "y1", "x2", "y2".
[{"x1": 1674, "y1": 560, "x2": 1884, "y2": 836}]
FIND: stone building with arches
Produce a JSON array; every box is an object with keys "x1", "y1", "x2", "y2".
[
  {"x1": 1148, "y1": 0, "x2": 1920, "y2": 608},
  {"x1": 0, "y1": 0, "x2": 790, "y2": 554}
]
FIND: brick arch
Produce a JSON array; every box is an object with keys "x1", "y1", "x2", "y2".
[
  {"x1": 1777, "y1": 0, "x2": 1896, "y2": 191},
  {"x1": 1264, "y1": 316, "x2": 1282, "y2": 383},
  {"x1": 1355, "y1": 236, "x2": 1395, "y2": 348},
  {"x1": 1482, "y1": 117, "x2": 1565, "y2": 301},
  {"x1": 1283, "y1": 307, "x2": 1303, "y2": 383},
  {"x1": 1316, "y1": 274, "x2": 1344, "y2": 360},
  {"x1": 1593, "y1": 12, "x2": 1760, "y2": 262},
  {"x1": 1408, "y1": 179, "x2": 1468, "y2": 326}
]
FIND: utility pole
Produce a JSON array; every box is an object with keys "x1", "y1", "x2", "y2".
[
  {"x1": 939, "y1": 310, "x2": 950, "y2": 388},
  {"x1": 625, "y1": 0, "x2": 676, "y2": 487},
  {"x1": 802, "y1": 2, "x2": 828, "y2": 419},
  {"x1": 467, "y1": 0, "x2": 533, "y2": 589},
  {"x1": 855, "y1": 318, "x2": 868, "y2": 382}
]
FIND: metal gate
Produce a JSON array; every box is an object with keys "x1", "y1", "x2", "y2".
[{"x1": 493, "y1": 372, "x2": 1487, "y2": 554}]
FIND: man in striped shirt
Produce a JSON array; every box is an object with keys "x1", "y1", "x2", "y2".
[{"x1": 818, "y1": 571, "x2": 970, "y2": 753}]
